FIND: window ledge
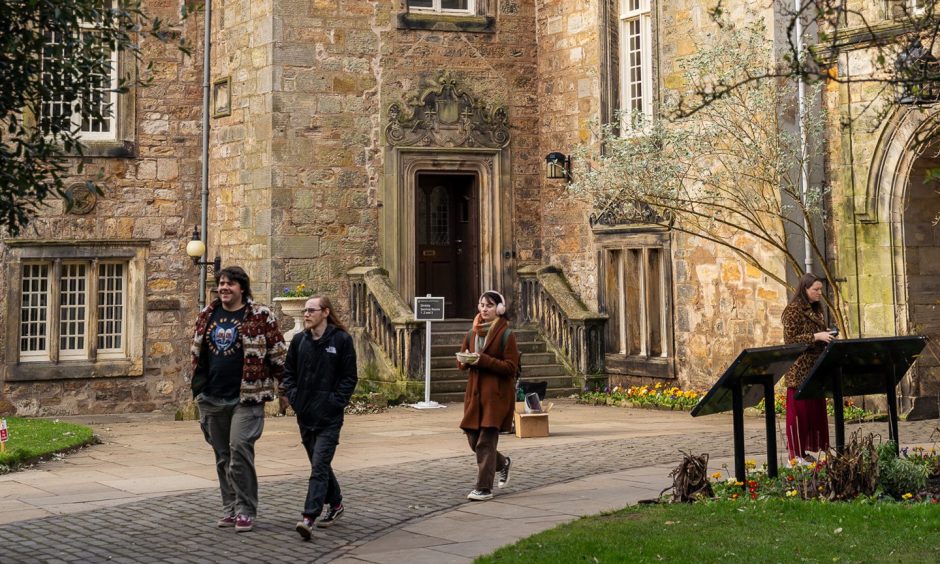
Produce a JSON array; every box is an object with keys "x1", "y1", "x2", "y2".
[
  {"x1": 66, "y1": 140, "x2": 136, "y2": 159},
  {"x1": 398, "y1": 12, "x2": 495, "y2": 33},
  {"x1": 605, "y1": 354, "x2": 674, "y2": 379},
  {"x1": 7, "y1": 359, "x2": 142, "y2": 382}
]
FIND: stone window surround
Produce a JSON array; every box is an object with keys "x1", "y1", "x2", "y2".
[
  {"x1": 399, "y1": 0, "x2": 496, "y2": 33},
  {"x1": 600, "y1": 0, "x2": 661, "y2": 130},
  {"x1": 594, "y1": 225, "x2": 675, "y2": 379},
  {"x1": 4, "y1": 239, "x2": 148, "y2": 382},
  {"x1": 28, "y1": 33, "x2": 137, "y2": 158}
]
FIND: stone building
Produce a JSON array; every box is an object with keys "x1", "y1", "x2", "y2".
[{"x1": 1, "y1": 1, "x2": 936, "y2": 418}]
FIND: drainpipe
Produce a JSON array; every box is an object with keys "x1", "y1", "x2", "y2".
[
  {"x1": 198, "y1": 1, "x2": 212, "y2": 308},
  {"x1": 795, "y1": 0, "x2": 813, "y2": 275}
]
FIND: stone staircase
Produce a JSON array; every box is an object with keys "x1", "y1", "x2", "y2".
[{"x1": 427, "y1": 319, "x2": 579, "y2": 403}]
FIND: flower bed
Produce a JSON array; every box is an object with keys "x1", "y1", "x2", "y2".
[
  {"x1": 755, "y1": 393, "x2": 881, "y2": 422},
  {"x1": 704, "y1": 438, "x2": 940, "y2": 504},
  {"x1": 579, "y1": 383, "x2": 701, "y2": 411}
]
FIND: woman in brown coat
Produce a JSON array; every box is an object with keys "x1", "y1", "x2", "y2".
[
  {"x1": 457, "y1": 290, "x2": 520, "y2": 501},
  {"x1": 781, "y1": 272, "x2": 835, "y2": 462}
]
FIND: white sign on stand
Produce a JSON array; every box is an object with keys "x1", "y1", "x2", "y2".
[{"x1": 412, "y1": 295, "x2": 446, "y2": 410}]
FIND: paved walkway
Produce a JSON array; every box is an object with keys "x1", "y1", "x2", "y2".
[{"x1": 0, "y1": 400, "x2": 937, "y2": 563}]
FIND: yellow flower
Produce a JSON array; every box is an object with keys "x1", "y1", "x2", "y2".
[
  {"x1": 818, "y1": 485, "x2": 825, "y2": 492},
  {"x1": 655, "y1": 382, "x2": 663, "y2": 389},
  {"x1": 808, "y1": 462, "x2": 816, "y2": 471},
  {"x1": 711, "y1": 472, "x2": 722, "y2": 480},
  {"x1": 744, "y1": 459, "x2": 756, "y2": 470},
  {"x1": 786, "y1": 489, "x2": 798, "y2": 497},
  {"x1": 902, "y1": 493, "x2": 913, "y2": 500}
]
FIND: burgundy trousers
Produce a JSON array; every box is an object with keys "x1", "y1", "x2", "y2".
[{"x1": 785, "y1": 387, "x2": 830, "y2": 459}]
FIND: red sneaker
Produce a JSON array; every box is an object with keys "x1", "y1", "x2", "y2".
[
  {"x1": 217, "y1": 515, "x2": 236, "y2": 528},
  {"x1": 234, "y1": 514, "x2": 253, "y2": 532}
]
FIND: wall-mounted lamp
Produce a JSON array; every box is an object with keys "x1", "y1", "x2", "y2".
[
  {"x1": 895, "y1": 39, "x2": 940, "y2": 105},
  {"x1": 186, "y1": 226, "x2": 221, "y2": 275},
  {"x1": 545, "y1": 152, "x2": 571, "y2": 181}
]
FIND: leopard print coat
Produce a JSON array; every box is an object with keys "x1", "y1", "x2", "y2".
[{"x1": 781, "y1": 299, "x2": 827, "y2": 389}]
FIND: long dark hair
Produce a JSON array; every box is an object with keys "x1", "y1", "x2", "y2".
[
  {"x1": 217, "y1": 266, "x2": 253, "y2": 301},
  {"x1": 789, "y1": 272, "x2": 823, "y2": 314},
  {"x1": 313, "y1": 295, "x2": 348, "y2": 333}
]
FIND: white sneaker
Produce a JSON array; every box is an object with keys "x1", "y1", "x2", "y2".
[
  {"x1": 497, "y1": 456, "x2": 512, "y2": 489},
  {"x1": 467, "y1": 489, "x2": 493, "y2": 501}
]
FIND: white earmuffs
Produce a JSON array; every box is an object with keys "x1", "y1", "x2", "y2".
[{"x1": 482, "y1": 290, "x2": 507, "y2": 316}]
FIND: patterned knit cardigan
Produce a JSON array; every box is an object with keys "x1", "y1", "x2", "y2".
[{"x1": 190, "y1": 298, "x2": 288, "y2": 403}]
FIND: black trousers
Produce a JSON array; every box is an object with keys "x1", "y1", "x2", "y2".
[{"x1": 300, "y1": 424, "x2": 343, "y2": 518}]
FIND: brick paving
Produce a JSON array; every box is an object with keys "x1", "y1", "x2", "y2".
[{"x1": 2, "y1": 417, "x2": 937, "y2": 563}]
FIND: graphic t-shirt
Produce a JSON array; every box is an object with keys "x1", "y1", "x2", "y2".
[{"x1": 203, "y1": 305, "x2": 247, "y2": 400}]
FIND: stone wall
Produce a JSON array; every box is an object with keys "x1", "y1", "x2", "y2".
[
  {"x1": 536, "y1": 0, "x2": 789, "y2": 390},
  {"x1": 0, "y1": 2, "x2": 204, "y2": 415}
]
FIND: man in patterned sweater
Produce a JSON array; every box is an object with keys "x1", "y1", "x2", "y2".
[{"x1": 190, "y1": 266, "x2": 287, "y2": 532}]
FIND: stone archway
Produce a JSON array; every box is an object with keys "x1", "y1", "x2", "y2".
[
  {"x1": 380, "y1": 72, "x2": 513, "y2": 308},
  {"x1": 867, "y1": 106, "x2": 940, "y2": 417}
]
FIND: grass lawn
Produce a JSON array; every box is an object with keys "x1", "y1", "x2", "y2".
[
  {"x1": 479, "y1": 499, "x2": 939, "y2": 563},
  {"x1": 0, "y1": 417, "x2": 97, "y2": 471}
]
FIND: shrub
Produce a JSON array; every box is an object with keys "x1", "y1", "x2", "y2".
[{"x1": 877, "y1": 441, "x2": 930, "y2": 500}]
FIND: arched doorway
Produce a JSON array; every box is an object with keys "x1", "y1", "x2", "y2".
[{"x1": 901, "y1": 144, "x2": 940, "y2": 409}]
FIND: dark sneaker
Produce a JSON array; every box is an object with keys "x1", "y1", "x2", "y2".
[
  {"x1": 217, "y1": 515, "x2": 236, "y2": 528},
  {"x1": 497, "y1": 456, "x2": 512, "y2": 489},
  {"x1": 467, "y1": 489, "x2": 493, "y2": 501},
  {"x1": 234, "y1": 514, "x2": 253, "y2": 533},
  {"x1": 295, "y1": 517, "x2": 315, "y2": 541},
  {"x1": 316, "y1": 504, "x2": 345, "y2": 528}
]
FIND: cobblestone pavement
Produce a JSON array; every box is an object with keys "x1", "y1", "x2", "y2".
[{"x1": 2, "y1": 418, "x2": 937, "y2": 563}]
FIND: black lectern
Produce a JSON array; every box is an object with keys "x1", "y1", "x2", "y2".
[
  {"x1": 796, "y1": 336, "x2": 927, "y2": 455},
  {"x1": 691, "y1": 344, "x2": 807, "y2": 482}
]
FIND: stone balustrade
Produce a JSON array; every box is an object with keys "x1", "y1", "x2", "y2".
[
  {"x1": 347, "y1": 266, "x2": 423, "y2": 378},
  {"x1": 518, "y1": 265, "x2": 607, "y2": 376}
]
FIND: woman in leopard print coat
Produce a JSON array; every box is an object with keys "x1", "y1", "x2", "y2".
[{"x1": 781, "y1": 272, "x2": 835, "y2": 461}]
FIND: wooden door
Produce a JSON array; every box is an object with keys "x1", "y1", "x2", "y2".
[{"x1": 416, "y1": 173, "x2": 479, "y2": 318}]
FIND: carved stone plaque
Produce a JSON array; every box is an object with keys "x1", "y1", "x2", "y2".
[
  {"x1": 64, "y1": 183, "x2": 98, "y2": 215},
  {"x1": 385, "y1": 71, "x2": 510, "y2": 149}
]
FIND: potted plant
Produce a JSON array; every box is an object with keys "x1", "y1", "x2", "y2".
[{"x1": 274, "y1": 283, "x2": 313, "y2": 340}]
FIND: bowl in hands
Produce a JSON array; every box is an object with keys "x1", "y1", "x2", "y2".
[{"x1": 456, "y1": 351, "x2": 480, "y2": 364}]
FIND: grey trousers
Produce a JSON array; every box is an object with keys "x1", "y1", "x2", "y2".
[{"x1": 197, "y1": 398, "x2": 265, "y2": 518}]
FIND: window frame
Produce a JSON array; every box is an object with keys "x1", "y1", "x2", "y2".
[
  {"x1": 407, "y1": 0, "x2": 477, "y2": 16},
  {"x1": 618, "y1": 0, "x2": 654, "y2": 130},
  {"x1": 5, "y1": 240, "x2": 146, "y2": 381},
  {"x1": 595, "y1": 225, "x2": 674, "y2": 379}
]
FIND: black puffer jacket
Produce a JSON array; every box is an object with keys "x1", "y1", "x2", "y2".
[{"x1": 282, "y1": 324, "x2": 358, "y2": 429}]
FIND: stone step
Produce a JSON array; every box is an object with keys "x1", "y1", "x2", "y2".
[
  {"x1": 430, "y1": 363, "x2": 568, "y2": 380},
  {"x1": 429, "y1": 351, "x2": 558, "y2": 369},
  {"x1": 429, "y1": 375, "x2": 577, "y2": 395},
  {"x1": 431, "y1": 340, "x2": 547, "y2": 356},
  {"x1": 431, "y1": 386, "x2": 582, "y2": 404},
  {"x1": 428, "y1": 328, "x2": 540, "y2": 346},
  {"x1": 427, "y1": 320, "x2": 474, "y2": 332}
]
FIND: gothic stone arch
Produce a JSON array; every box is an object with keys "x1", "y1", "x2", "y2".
[{"x1": 865, "y1": 106, "x2": 940, "y2": 416}]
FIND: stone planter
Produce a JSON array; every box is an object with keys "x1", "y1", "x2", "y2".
[{"x1": 273, "y1": 296, "x2": 309, "y2": 341}]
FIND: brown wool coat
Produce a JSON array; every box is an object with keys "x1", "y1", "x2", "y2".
[
  {"x1": 458, "y1": 317, "x2": 520, "y2": 432},
  {"x1": 781, "y1": 299, "x2": 827, "y2": 389}
]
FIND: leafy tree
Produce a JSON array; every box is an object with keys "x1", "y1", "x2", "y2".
[
  {"x1": 682, "y1": 1, "x2": 940, "y2": 120},
  {"x1": 569, "y1": 20, "x2": 848, "y2": 332},
  {"x1": 0, "y1": 0, "x2": 188, "y2": 236}
]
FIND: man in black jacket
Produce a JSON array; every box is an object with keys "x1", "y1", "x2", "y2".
[{"x1": 281, "y1": 295, "x2": 358, "y2": 541}]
